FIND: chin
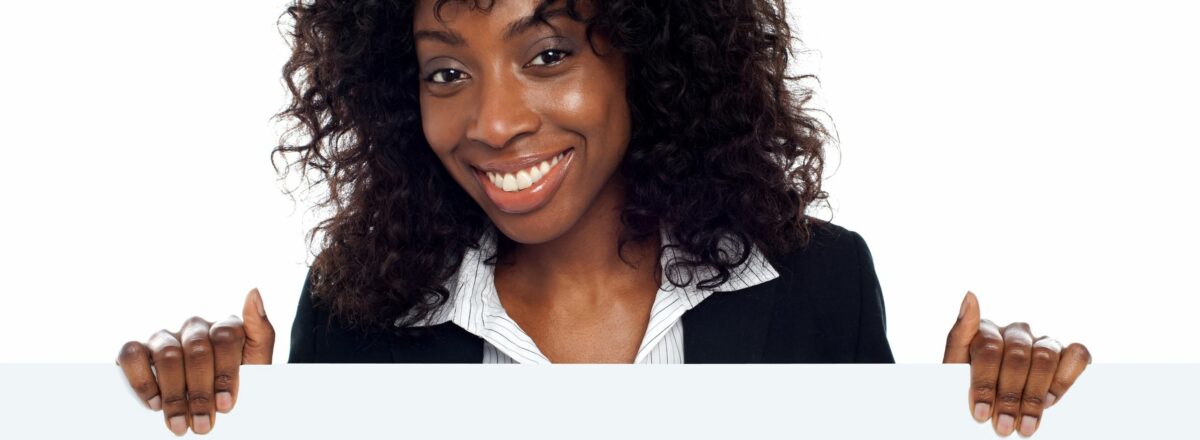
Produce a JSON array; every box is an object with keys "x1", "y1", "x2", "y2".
[{"x1": 487, "y1": 205, "x2": 580, "y2": 245}]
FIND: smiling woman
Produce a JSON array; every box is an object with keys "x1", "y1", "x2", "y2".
[
  {"x1": 276, "y1": 0, "x2": 828, "y2": 342},
  {"x1": 114, "y1": 0, "x2": 1090, "y2": 437}
]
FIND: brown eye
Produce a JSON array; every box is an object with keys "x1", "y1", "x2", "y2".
[
  {"x1": 424, "y1": 68, "x2": 469, "y2": 84},
  {"x1": 528, "y1": 48, "x2": 573, "y2": 67}
]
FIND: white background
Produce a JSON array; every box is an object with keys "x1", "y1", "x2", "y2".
[{"x1": 1, "y1": 0, "x2": 1196, "y2": 363}]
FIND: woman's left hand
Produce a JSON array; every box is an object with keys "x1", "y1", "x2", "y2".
[{"x1": 943, "y1": 291, "x2": 1091, "y2": 437}]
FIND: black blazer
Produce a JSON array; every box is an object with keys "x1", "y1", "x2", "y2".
[{"x1": 288, "y1": 222, "x2": 896, "y2": 363}]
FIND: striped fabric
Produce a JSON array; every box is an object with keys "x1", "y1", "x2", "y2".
[{"x1": 402, "y1": 225, "x2": 780, "y2": 363}]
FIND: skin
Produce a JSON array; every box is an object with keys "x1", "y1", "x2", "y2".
[
  {"x1": 116, "y1": 0, "x2": 1090, "y2": 436},
  {"x1": 945, "y1": 292, "x2": 1092, "y2": 437}
]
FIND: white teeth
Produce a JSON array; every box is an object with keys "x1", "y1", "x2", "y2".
[
  {"x1": 484, "y1": 150, "x2": 570, "y2": 193},
  {"x1": 515, "y1": 170, "x2": 533, "y2": 190}
]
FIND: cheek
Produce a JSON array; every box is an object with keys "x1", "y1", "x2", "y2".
[
  {"x1": 551, "y1": 76, "x2": 630, "y2": 154},
  {"x1": 419, "y1": 96, "x2": 457, "y2": 157},
  {"x1": 557, "y1": 86, "x2": 585, "y2": 114}
]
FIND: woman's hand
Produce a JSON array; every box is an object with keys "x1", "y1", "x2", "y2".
[
  {"x1": 942, "y1": 291, "x2": 1091, "y2": 437},
  {"x1": 116, "y1": 288, "x2": 275, "y2": 436}
]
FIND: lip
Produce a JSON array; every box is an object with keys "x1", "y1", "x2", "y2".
[
  {"x1": 474, "y1": 147, "x2": 575, "y2": 214},
  {"x1": 472, "y1": 147, "x2": 573, "y2": 174}
]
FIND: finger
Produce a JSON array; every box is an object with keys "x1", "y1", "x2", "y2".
[
  {"x1": 180, "y1": 316, "x2": 216, "y2": 435},
  {"x1": 241, "y1": 288, "x2": 276, "y2": 364},
  {"x1": 1018, "y1": 336, "x2": 1063, "y2": 437},
  {"x1": 117, "y1": 341, "x2": 162, "y2": 411},
  {"x1": 210, "y1": 315, "x2": 246, "y2": 413},
  {"x1": 147, "y1": 330, "x2": 189, "y2": 437},
  {"x1": 943, "y1": 291, "x2": 980, "y2": 363},
  {"x1": 1047, "y1": 342, "x2": 1092, "y2": 408},
  {"x1": 968, "y1": 319, "x2": 1004, "y2": 423},
  {"x1": 992, "y1": 322, "x2": 1033, "y2": 437}
]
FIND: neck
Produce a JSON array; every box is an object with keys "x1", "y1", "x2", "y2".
[{"x1": 496, "y1": 174, "x2": 661, "y2": 308}]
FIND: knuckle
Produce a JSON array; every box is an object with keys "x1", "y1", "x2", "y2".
[
  {"x1": 973, "y1": 340, "x2": 1003, "y2": 359},
  {"x1": 214, "y1": 373, "x2": 235, "y2": 390},
  {"x1": 997, "y1": 391, "x2": 1023, "y2": 407},
  {"x1": 1023, "y1": 394, "x2": 1045, "y2": 407},
  {"x1": 1005, "y1": 347, "x2": 1030, "y2": 363},
  {"x1": 209, "y1": 325, "x2": 243, "y2": 344},
  {"x1": 979, "y1": 332, "x2": 1004, "y2": 344},
  {"x1": 1034, "y1": 336, "x2": 1062, "y2": 350},
  {"x1": 1031, "y1": 348, "x2": 1058, "y2": 365},
  {"x1": 149, "y1": 329, "x2": 178, "y2": 344},
  {"x1": 185, "y1": 316, "x2": 208, "y2": 326},
  {"x1": 133, "y1": 380, "x2": 160, "y2": 397},
  {"x1": 162, "y1": 393, "x2": 188, "y2": 409},
  {"x1": 157, "y1": 346, "x2": 184, "y2": 363},
  {"x1": 118, "y1": 341, "x2": 146, "y2": 363},
  {"x1": 185, "y1": 342, "x2": 211, "y2": 360},
  {"x1": 181, "y1": 325, "x2": 211, "y2": 342},
  {"x1": 188, "y1": 392, "x2": 213, "y2": 411},
  {"x1": 973, "y1": 380, "x2": 997, "y2": 395}
]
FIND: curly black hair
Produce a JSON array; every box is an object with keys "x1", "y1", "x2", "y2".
[{"x1": 273, "y1": 0, "x2": 831, "y2": 336}]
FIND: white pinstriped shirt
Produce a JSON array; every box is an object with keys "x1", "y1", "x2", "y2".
[{"x1": 402, "y1": 225, "x2": 780, "y2": 363}]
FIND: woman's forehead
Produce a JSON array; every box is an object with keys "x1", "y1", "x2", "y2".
[
  {"x1": 414, "y1": 0, "x2": 587, "y2": 28},
  {"x1": 414, "y1": 0, "x2": 591, "y2": 51},
  {"x1": 417, "y1": 0, "x2": 539, "y2": 22}
]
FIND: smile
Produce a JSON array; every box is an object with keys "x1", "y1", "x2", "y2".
[
  {"x1": 473, "y1": 148, "x2": 575, "y2": 214},
  {"x1": 484, "y1": 150, "x2": 568, "y2": 192}
]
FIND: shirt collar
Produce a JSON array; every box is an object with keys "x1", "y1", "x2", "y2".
[{"x1": 398, "y1": 224, "x2": 780, "y2": 362}]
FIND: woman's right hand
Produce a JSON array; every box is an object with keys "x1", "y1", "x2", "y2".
[{"x1": 116, "y1": 288, "x2": 275, "y2": 436}]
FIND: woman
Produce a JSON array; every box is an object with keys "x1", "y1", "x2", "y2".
[{"x1": 116, "y1": 0, "x2": 1091, "y2": 436}]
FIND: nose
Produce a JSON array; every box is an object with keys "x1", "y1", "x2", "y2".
[{"x1": 465, "y1": 67, "x2": 540, "y2": 150}]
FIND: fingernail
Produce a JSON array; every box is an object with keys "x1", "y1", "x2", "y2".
[
  {"x1": 168, "y1": 416, "x2": 187, "y2": 436},
  {"x1": 1045, "y1": 393, "x2": 1057, "y2": 407},
  {"x1": 193, "y1": 414, "x2": 211, "y2": 434},
  {"x1": 253, "y1": 288, "x2": 267, "y2": 318},
  {"x1": 1019, "y1": 416, "x2": 1038, "y2": 437},
  {"x1": 997, "y1": 414, "x2": 1015, "y2": 436},
  {"x1": 973, "y1": 402, "x2": 990, "y2": 422},
  {"x1": 217, "y1": 392, "x2": 233, "y2": 412},
  {"x1": 958, "y1": 293, "x2": 970, "y2": 319},
  {"x1": 147, "y1": 395, "x2": 162, "y2": 411}
]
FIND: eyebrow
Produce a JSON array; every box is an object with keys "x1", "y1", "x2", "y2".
[{"x1": 414, "y1": 8, "x2": 570, "y2": 47}]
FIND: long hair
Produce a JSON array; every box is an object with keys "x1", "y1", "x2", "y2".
[{"x1": 273, "y1": 0, "x2": 831, "y2": 335}]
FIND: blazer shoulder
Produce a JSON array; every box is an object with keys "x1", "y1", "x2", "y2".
[
  {"x1": 759, "y1": 220, "x2": 895, "y2": 362},
  {"x1": 767, "y1": 220, "x2": 869, "y2": 283}
]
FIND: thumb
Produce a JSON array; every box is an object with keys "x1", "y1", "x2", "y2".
[
  {"x1": 241, "y1": 287, "x2": 276, "y2": 364},
  {"x1": 942, "y1": 291, "x2": 980, "y2": 363}
]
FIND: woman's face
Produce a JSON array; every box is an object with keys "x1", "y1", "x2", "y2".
[{"x1": 414, "y1": 0, "x2": 630, "y2": 245}]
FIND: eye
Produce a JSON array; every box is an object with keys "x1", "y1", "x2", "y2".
[
  {"x1": 424, "y1": 68, "x2": 470, "y2": 85},
  {"x1": 528, "y1": 48, "x2": 573, "y2": 67}
]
